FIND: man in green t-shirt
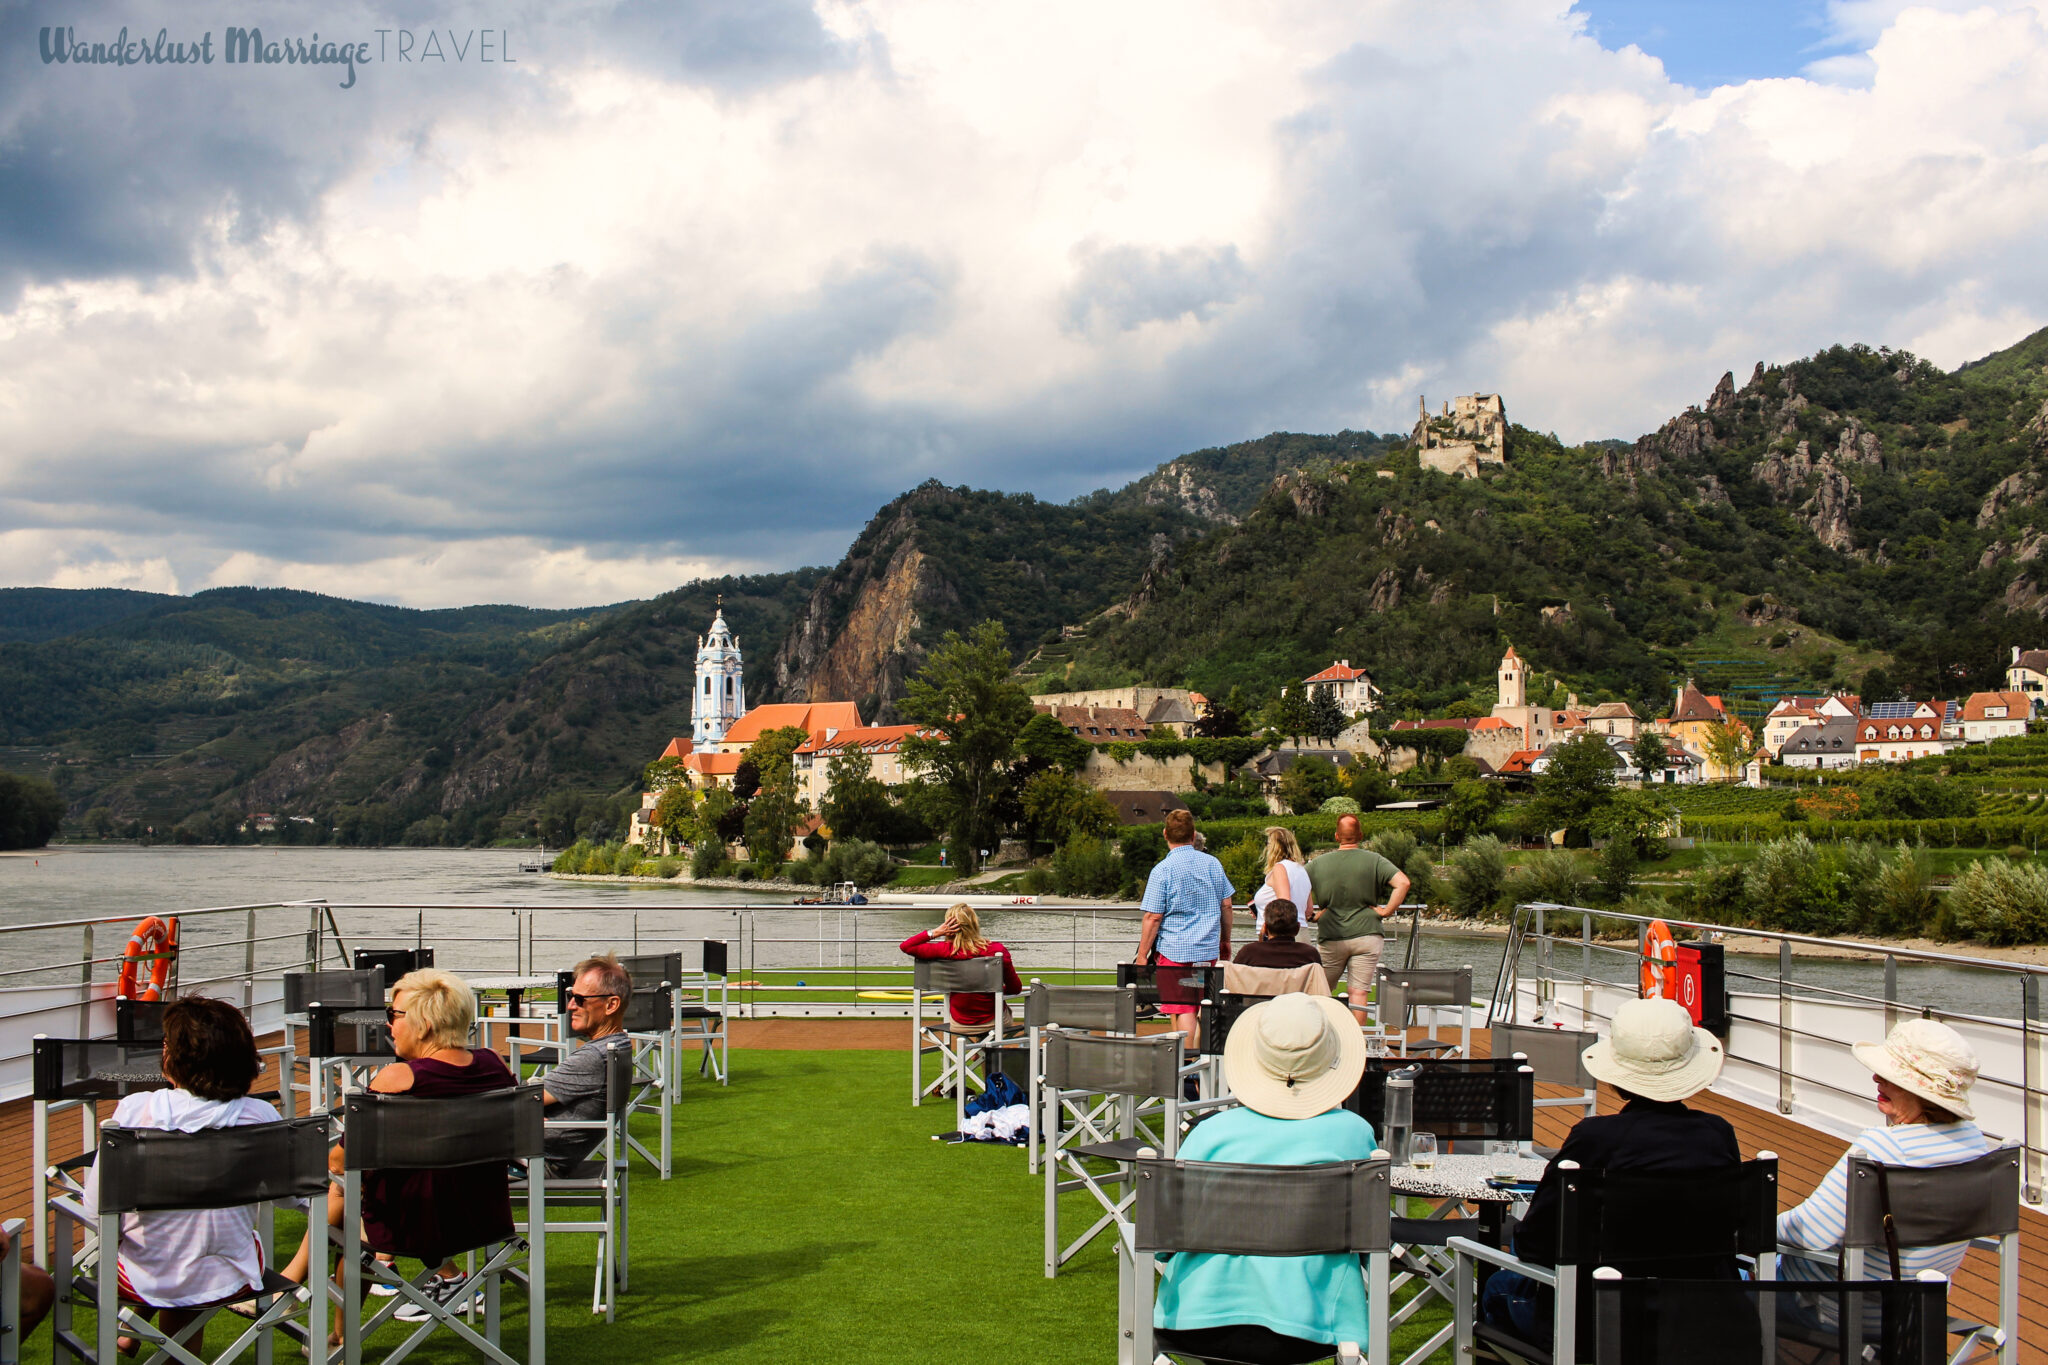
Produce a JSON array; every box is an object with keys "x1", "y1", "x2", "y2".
[{"x1": 1306, "y1": 814, "x2": 1411, "y2": 1023}]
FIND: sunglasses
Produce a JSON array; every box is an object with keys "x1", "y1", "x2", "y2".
[
  {"x1": 566, "y1": 992, "x2": 621, "y2": 1006},
  {"x1": 384, "y1": 1006, "x2": 406, "y2": 1024}
]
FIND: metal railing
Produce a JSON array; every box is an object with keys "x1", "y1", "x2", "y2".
[{"x1": 1494, "y1": 901, "x2": 2048, "y2": 1207}]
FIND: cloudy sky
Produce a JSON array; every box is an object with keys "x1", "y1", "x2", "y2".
[{"x1": 3, "y1": 0, "x2": 2045, "y2": 608}]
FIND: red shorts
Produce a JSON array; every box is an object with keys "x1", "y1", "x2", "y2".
[{"x1": 1154, "y1": 956, "x2": 1213, "y2": 1015}]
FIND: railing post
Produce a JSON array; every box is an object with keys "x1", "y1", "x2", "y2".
[
  {"x1": 1778, "y1": 941, "x2": 1795, "y2": 1115},
  {"x1": 1580, "y1": 912, "x2": 1593, "y2": 1031},
  {"x1": 305, "y1": 903, "x2": 322, "y2": 972},
  {"x1": 77, "y1": 922, "x2": 95, "y2": 1038},
  {"x1": 2026, "y1": 975, "x2": 2045, "y2": 1205},
  {"x1": 1883, "y1": 955, "x2": 1898, "y2": 1037},
  {"x1": 244, "y1": 906, "x2": 258, "y2": 1014},
  {"x1": 1534, "y1": 904, "x2": 1549, "y2": 1022}
]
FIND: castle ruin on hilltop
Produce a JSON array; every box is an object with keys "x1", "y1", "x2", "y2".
[{"x1": 1412, "y1": 393, "x2": 1506, "y2": 477}]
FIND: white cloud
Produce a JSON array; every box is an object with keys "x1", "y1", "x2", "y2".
[{"x1": 4, "y1": 0, "x2": 2048, "y2": 606}]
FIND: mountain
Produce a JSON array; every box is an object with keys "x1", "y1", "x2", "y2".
[{"x1": 1063, "y1": 331, "x2": 2048, "y2": 719}]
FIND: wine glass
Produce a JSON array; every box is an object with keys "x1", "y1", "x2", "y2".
[{"x1": 1409, "y1": 1131, "x2": 1436, "y2": 1171}]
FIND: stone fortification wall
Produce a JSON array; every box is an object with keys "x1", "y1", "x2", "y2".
[
  {"x1": 1079, "y1": 750, "x2": 1229, "y2": 792},
  {"x1": 1031, "y1": 686, "x2": 1195, "y2": 713}
]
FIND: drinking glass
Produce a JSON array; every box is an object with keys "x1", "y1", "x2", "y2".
[{"x1": 1409, "y1": 1131, "x2": 1436, "y2": 1171}]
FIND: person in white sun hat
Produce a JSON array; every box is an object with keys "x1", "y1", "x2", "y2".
[
  {"x1": 1151, "y1": 993, "x2": 1375, "y2": 1365},
  {"x1": 1779, "y1": 1018, "x2": 1995, "y2": 1295},
  {"x1": 1482, "y1": 997, "x2": 1742, "y2": 1351}
]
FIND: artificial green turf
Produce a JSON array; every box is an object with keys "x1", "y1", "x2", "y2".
[{"x1": 60, "y1": 1050, "x2": 1455, "y2": 1363}]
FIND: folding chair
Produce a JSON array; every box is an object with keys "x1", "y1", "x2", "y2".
[
  {"x1": 29, "y1": 1038, "x2": 171, "y2": 1270},
  {"x1": 1591, "y1": 1268, "x2": 1952, "y2": 1364},
  {"x1": 113, "y1": 999, "x2": 167, "y2": 1044},
  {"x1": 279, "y1": 970, "x2": 385, "y2": 1117},
  {"x1": 1042, "y1": 1030, "x2": 1183, "y2": 1278},
  {"x1": 1489, "y1": 1024, "x2": 1598, "y2": 1125},
  {"x1": 670, "y1": 941, "x2": 731, "y2": 1085},
  {"x1": 351, "y1": 948, "x2": 434, "y2": 981},
  {"x1": 1346, "y1": 1057, "x2": 1535, "y2": 1153},
  {"x1": 1121, "y1": 1152, "x2": 1393, "y2": 1365},
  {"x1": 303, "y1": 1003, "x2": 397, "y2": 1117},
  {"x1": 910, "y1": 957, "x2": 1011, "y2": 1133},
  {"x1": 337, "y1": 1085, "x2": 547, "y2": 1365},
  {"x1": 1375, "y1": 966, "x2": 1474, "y2": 1056},
  {"x1": 1808, "y1": 1145, "x2": 2022, "y2": 1365},
  {"x1": 618, "y1": 983, "x2": 675, "y2": 1180},
  {"x1": 47, "y1": 1115, "x2": 330, "y2": 1365},
  {"x1": 1450, "y1": 1155, "x2": 1780, "y2": 1365},
  {"x1": 512, "y1": 1043, "x2": 632, "y2": 1320},
  {"x1": 1022, "y1": 982, "x2": 1138, "y2": 1174},
  {"x1": 1117, "y1": 962, "x2": 1226, "y2": 1101},
  {"x1": 2, "y1": 1217, "x2": 26, "y2": 1365}
]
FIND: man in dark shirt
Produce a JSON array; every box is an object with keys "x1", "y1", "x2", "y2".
[
  {"x1": 1482, "y1": 998, "x2": 1738, "y2": 1351},
  {"x1": 1305, "y1": 814, "x2": 1409, "y2": 1023},
  {"x1": 1231, "y1": 900, "x2": 1321, "y2": 969}
]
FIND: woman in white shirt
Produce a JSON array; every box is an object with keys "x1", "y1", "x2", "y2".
[
  {"x1": 85, "y1": 996, "x2": 278, "y2": 1353},
  {"x1": 1252, "y1": 826, "x2": 1313, "y2": 936}
]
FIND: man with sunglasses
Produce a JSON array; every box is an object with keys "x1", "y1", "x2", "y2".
[{"x1": 541, "y1": 954, "x2": 634, "y2": 1174}]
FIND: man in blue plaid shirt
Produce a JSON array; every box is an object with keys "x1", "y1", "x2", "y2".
[{"x1": 1134, "y1": 809, "x2": 1236, "y2": 1049}]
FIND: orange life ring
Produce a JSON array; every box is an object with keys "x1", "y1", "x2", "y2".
[
  {"x1": 117, "y1": 916, "x2": 179, "y2": 1000},
  {"x1": 1640, "y1": 919, "x2": 1678, "y2": 999}
]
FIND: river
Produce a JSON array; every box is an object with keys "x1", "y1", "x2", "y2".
[{"x1": 0, "y1": 846, "x2": 2037, "y2": 1022}]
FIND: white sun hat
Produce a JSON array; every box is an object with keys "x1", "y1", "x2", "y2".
[
  {"x1": 1850, "y1": 1019, "x2": 1978, "y2": 1122},
  {"x1": 1222, "y1": 994, "x2": 1368, "y2": 1121},
  {"x1": 1579, "y1": 997, "x2": 1725, "y2": 1103}
]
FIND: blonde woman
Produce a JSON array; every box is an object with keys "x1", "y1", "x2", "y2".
[
  {"x1": 900, "y1": 904, "x2": 1023, "y2": 1029},
  {"x1": 1252, "y1": 826, "x2": 1313, "y2": 936}
]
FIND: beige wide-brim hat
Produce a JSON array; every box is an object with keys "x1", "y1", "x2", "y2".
[
  {"x1": 1222, "y1": 994, "x2": 1368, "y2": 1121},
  {"x1": 1580, "y1": 997, "x2": 1725, "y2": 1103},
  {"x1": 1850, "y1": 1019, "x2": 1978, "y2": 1121}
]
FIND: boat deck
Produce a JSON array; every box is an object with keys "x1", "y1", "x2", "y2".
[{"x1": 0, "y1": 1020, "x2": 2041, "y2": 1362}]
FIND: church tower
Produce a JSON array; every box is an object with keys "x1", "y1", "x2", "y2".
[
  {"x1": 1497, "y1": 645, "x2": 1526, "y2": 710},
  {"x1": 692, "y1": 600, "x2": 746, "y2": 747}
]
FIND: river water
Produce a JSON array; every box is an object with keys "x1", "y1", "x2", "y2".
[{"x1": 0, "y1": 846, "x2": 2037, "y2": 1022}]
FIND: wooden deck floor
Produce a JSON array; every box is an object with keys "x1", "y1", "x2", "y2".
[{"x1": 2, "y1": 1020, "x2": 2041, "y2": 1362}]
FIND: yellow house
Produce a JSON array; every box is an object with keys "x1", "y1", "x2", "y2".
[{"x1": 1663, "y1": 680, "x2": 1750, "y2": 781}]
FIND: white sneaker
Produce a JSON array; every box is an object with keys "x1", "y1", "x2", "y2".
[{"x1": 394, "y1": 1274, "x2": 478, "y2": 1322}]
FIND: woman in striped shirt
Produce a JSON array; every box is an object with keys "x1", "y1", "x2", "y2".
[{"x1": 1778, "y1": 1019, "x2": 1995, "y2": 1290}]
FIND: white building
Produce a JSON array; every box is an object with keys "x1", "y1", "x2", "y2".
[
  {"x1": 1959, "y1": 691, "x2": 2031, "y2": 744},
  {"x1": 1854, "y1": 702, "x2": 1952, "y2": 763},
  {"x1": 1302, "y1": 660, "x2": 1381, "y2": 714},
  {"x1": 691, "y1": 602, "x2": 746, "y2": 747},
  {"x1": 1779, "y1": 717, "x2": 1860, "y2": 770},
  {"x1": 2005, "y1": 648, "x2": 2048, "y2": 714}
]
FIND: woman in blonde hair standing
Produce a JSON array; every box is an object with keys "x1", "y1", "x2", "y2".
[
  {"x1": 900, "y1": 904, "x2": 1023, "y2": 1030},
  {"x1": 1253, "y1": 826, "x2": 1313, "y2": 937}
]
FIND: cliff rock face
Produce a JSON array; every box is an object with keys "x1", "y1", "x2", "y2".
[
  {"x1": 1137, "y1": 461, "x2": 1239, "y2": 524},
  {"x1": 1978, "y1": 471, "x2": 2040, "y2": 527},
  {"x1": 231, "y1": 714, "x2": 395, "y2": 810}
]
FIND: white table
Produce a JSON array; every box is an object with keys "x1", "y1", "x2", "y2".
[{"x1": 1386, "y1": 1152, "x2": 1549, "y2": 1365}]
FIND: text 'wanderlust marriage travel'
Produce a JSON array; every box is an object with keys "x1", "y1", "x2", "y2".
[{"x1": 37, "y1": 26, "x2": 516, "y2": 89}]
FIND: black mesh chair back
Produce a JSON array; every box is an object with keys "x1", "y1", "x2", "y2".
[
  {"x1": 621, "y1": 982, "x2": 674, "y2": 1033},
  {"x1": 1346, "y1": 1057, "x2": 1534, "y2": 1142},
  {"x1": 1024, "y1": 982, "x2": 1137, "y2": 1032},
  {"x1": 353, "y1": 947, "x2": 433, "y2": 982},
  {"x1": 32, "y1": 1037, "x2": 169, "y2": 1101},
  {"x1": 306, "y1": 1002, "x2": 396, "y2": 1060},
  {"x1": 1117, "y1": 962, "x2": 1226, "y2": 1016},
  {"x1": 97, "y1": 1115, "x2": 331, "y2": 1213},
  {"x1": 283, "y1": 967, "x2": 384, "y2": 1015},
  {"x1": 1842, "y1": 1146, "x2": 2021, "y2": 1248},
  {"x1": 1198, "y1": 991, "x2": 1275, "y2": 1058},
  {"x1": 115, "y1": 997, "x2": 168, "y2": 1044},
  {"x1": 1134, "y1": 1154, "x2": 1393, "y2": 1256},
  {"x1": 912, "y1": 956, "x2": 1007, "y2": 994},
  {"x1": 1593, "y1": 1274, "x2": 1949, "y2": 1364},
  {"x1": 603, "y1": 1040, "x2": 635, "y2": 1120},
  {"x1": 621, "y1": 952, "x2": 682, "y2": 990},
  {"x1": 703, "y1": 939, "x2": 730, "y2": 976},
  {"x1": 342, "y1": 1084, "x2": 546, "y2": 1171},
  {"x1": 1376, "y1": 965, "x2": 1472, "y2": 1012},
  {"x1": 1588, "y1": 1161, "x2": 1779, "y2": 1265},
  {"x1": 1043, "y1": 1030, "x2": 1182, "y2": 1099},
  {"x1": 1490, "y1": 1022, "x2": 1596, "y2": 1089}
]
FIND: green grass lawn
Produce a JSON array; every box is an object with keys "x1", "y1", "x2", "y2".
[
  {"x1": 62, "y1": 1049, "x2": 1454, "y2": 1363},
  {"x1": 887, "y1": 866, "x2": 959, "y2": 889}
]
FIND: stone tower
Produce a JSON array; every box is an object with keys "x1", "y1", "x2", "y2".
[
  {"x1": 692, "y1": 600, "x2": 746, "y2": 747},
  {"x1": 1497, "y1": 645, "x2": 1526, "y2": 710}
]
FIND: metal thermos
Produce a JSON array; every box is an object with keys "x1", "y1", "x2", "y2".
[{"x1": 1384, "y1": 1067, "x2": 1417, "y2": 1165}]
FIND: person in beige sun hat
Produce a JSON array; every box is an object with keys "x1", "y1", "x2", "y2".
[
  {"x1": 1220, "y1": 992, "x2": 1370, "y2": 1119},
  {"x1": 1578, "y1": 995, "x2": 1727, "y2": 1102},
  {"x1": 1848, "y1": 1016, "x2": 1978, "y2": 1122}
]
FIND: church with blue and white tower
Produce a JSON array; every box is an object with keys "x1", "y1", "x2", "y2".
[{"x1": 691, "y1": 601, "x2": 747, "y2": 746}]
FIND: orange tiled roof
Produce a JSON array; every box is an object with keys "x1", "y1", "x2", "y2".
[
  {"x1": 1470, "y1": 717, "x2": 1514, "y2": 732},
  {"x1": 1497, "y1": 749, "x2": 1542, "y2": 774},
  {"x1": 658, "y1": 737, "x2": 694, "y2": 759},
  {"x1": 682, "y1": 752, "x2": 745, "y2": 776},
  {"x1": 721, "y1": 702, "x2": 864, "y2": 747},
  {"x1": 794, "y1": 723, "x2": 928, "y2": 756},
  {"x1": 1961, "y1": 691, "x2": 2032, "y2": 722},
  {"x1": 1304, "y1": 661, "x2": 1370, "y2": 684}
]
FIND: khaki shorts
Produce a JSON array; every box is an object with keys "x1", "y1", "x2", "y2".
[{"x1": 1319, "y1": 934, "x2": 1384, "y2": 997}]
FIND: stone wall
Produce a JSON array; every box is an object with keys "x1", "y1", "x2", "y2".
[{"x1": 1079, "y1": 749, "x2": 1229, "y2": 792}]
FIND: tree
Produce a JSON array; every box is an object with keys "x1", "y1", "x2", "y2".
[
  {"x1": 1343, "y1": 758, "x2": 1397, "y2": 811},
  {"x1": 1016, "y1": 711, "x2": 1094, "y2": 774},
  {"x1": 730, "y1": 759, "x2": 761, "y2": 801},
  {"x1": 0, "y1": 772, "x2": 65, "y2": 850},
  {"x1": 743, "y1": 725, "x2": 812, "y2": 796},
  {"x1": 643, "y1": 754, "x2": 690, "y2": 792},
  {"x1": 1631, "y1": 730, "x2": 1669, "y2": 777},
  {"x1": 1273, "y1": 689, "x2": 1313, "y2": 745},
  {"x1": 822, "y1": 753, "x2": 894, "y2": 842},
  {"x1": 743, "y1": 788, "x2": 801, "y2": 868},
  {"x1": 695, "y1": 788, "x2": 739, "y2": 847},
  {"x1": 897, "y1": 621, "x2": 1036, "y2": 875},
  {"x1": 1860, "y1": 666, "x2": 1898, "y2": 705},
  {"x1": 1193, "y1": 692, "x2": 1248, "y2": 738},
  {"x1": 1307, "y1": 688, "x2": 1346, "y2": 744},
  {"x1": 1439, "y1": 779, "x2": 1504, "y2": 843},
  {"x1": 82, "y1": 805, "x2": 114, "y2": 838},
  {"x1": 1590, "y1": 789, "x2": 1674, "y2": 859},
  {"x1": 1702, "y1": 717, "x2": 1757, "y2": 780},
  {"x1": 1277, "y1": 756, "x2": 1340, "y2": 814},
  {"x1": 653, "y1": 784, "x2": 698, "y2": 849},
  {"x1": 1019, "y1": 769, "x2": 1119, "y2": 848},
  {"x1": 1533, "y1": 733, "x2": 1618, "y2": 845}
]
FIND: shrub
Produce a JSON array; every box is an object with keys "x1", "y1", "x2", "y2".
[
  {"x1": 1944, "y1": 859, "x2": 2048, "y2": 946},
  {"x1": 551, "y1": 839, "x2": 594, "y2": 874},
  {"x1": 734, "y1": 864, "x2": 758, "y2": 882},
  {"x1": 1444, "y1": 835, "x2": 1510, "y2": 919},
  {"x1": 1503, "y1": 852, "x2": 1592, "y2": 912},
  {"x1": 817, "y1": 837, "x2": 899, "y2": 888},
  {"x1": 1594, "y1": 839, "x2": 1637, "y2": 905},
  {"x1": 655, "y1": 857, "x2": 685, "y2": 879},
  {"x1": 1217, "y1": 834, "x2": 1266, "y2": 898},
  {"x1": 1400, "y1": 851, "x2": 1438, "y2": 910},
  {"x1": 1051, "y1": 837, "x2": 1122, "y2": 896},
  {"x1": 1368, "y1": 829, "x2": 1419, "y2": 868},
  {"x1": 691, "y1": 839, "x2": 726, "y2": 880},
  {"x1": 1863, "y1": 842, "x2": 1937, "y2": 937},
  {"x1": 1743, "y1": 835, "x2": 1849, "y2": 936},
  {"x1": 1319, "y1": 796, "x2": 1362, "y2": 815}
]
